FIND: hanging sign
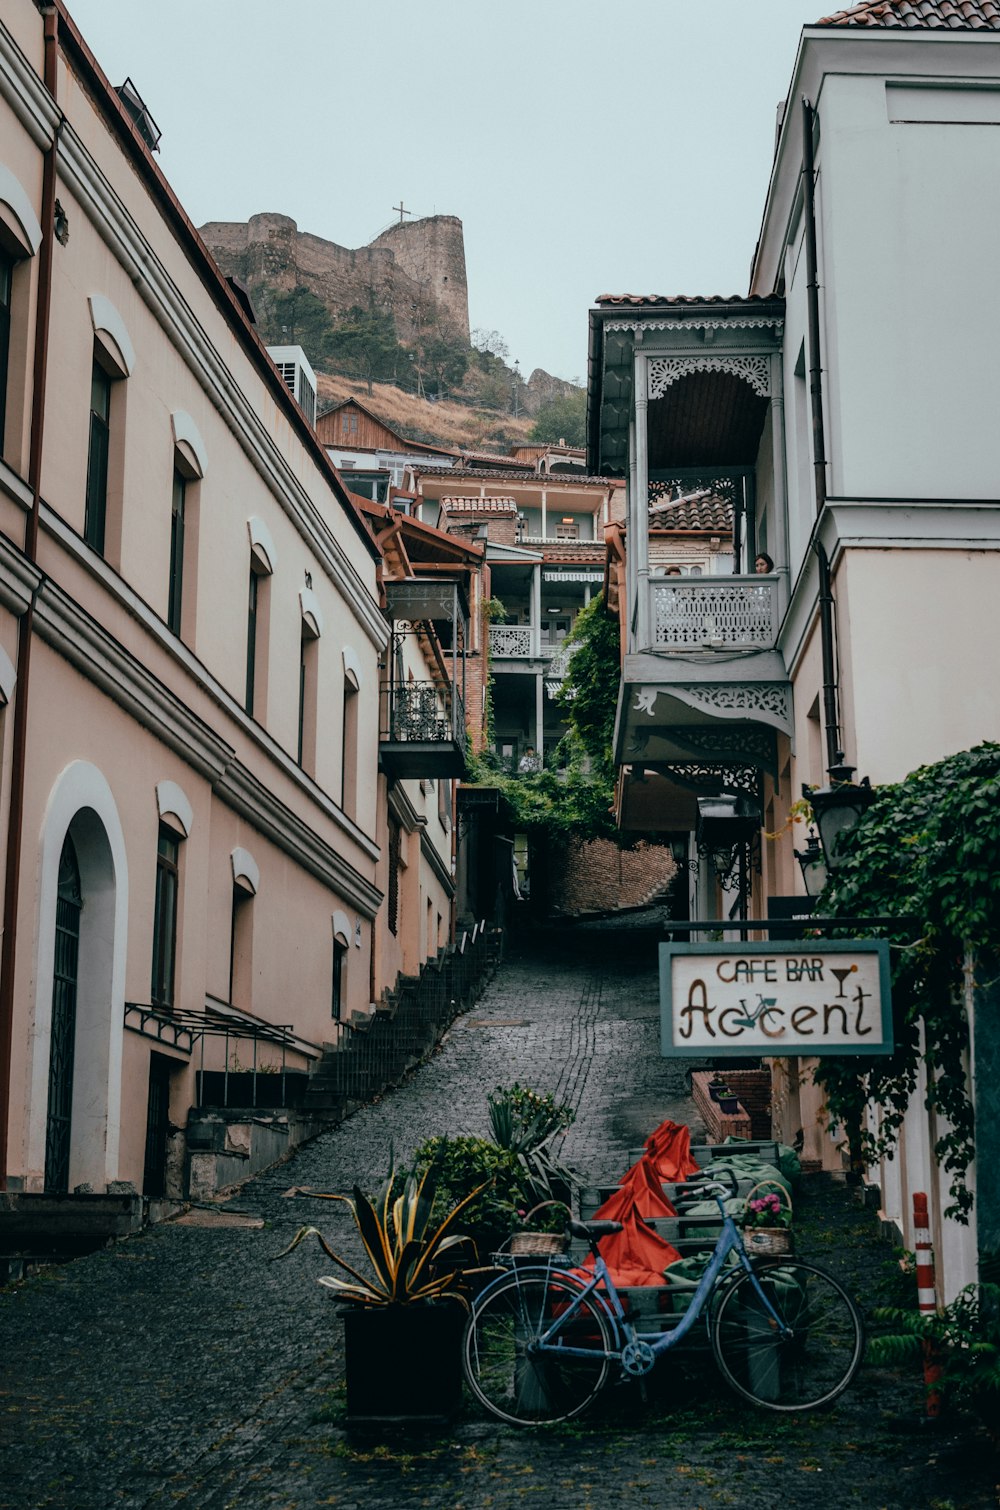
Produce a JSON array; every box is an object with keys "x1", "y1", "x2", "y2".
[{"x1": 660, "y1": 940, "x2": 893, "y2": 1057}]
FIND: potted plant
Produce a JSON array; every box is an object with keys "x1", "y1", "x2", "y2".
[
  {"x1": 707, "y1": 1077, "x2": 732, "y2": 1103},
  {"x1": 487, "y1": 1082, "x2": 578, "y2": 1211},
  {"x1": 741, "y1": 1187, "x2": 794, "y2": 1256},
  {"x1": 275, "y1": 1159, "x2": 487, "y2": 1425},
  {"x1": 869, "y1": 1282, "x2": 1000, "y2": 1444}
]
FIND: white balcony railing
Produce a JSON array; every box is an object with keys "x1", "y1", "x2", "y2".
[
  {"x1": 490, "y1": 624, "x2": 533, "y2": 657},
  {"x1": 650, "y1": 576, "x2": 778, "y2": 651},
  {"x1": 489, "y1": 625, "x2": 572, "y2": 660}
]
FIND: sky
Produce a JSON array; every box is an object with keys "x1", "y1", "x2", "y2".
[{"x1": 65, "y1": 0, "x2": 824, "y2": 384}]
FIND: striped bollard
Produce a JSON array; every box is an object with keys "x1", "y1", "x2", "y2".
[{"x1": 913, "y1": 1192, "x2": 942, "y2": 1418}]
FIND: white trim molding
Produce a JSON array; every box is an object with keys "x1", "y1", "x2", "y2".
[
  {"x1": 0, "y1": 160, "x2": 42, "y2": 255},
  {"x1": 342, "y1": 645, "x2": 363, "y2": 690},
  {"x1": 29, "y1": 761, "x2": 129, "y2": 1191},
  {"x1": 247, "y1": 516, "x2": 276, "y2": 576},
  {"x1": 0, "y1": 640, "x2": 16, "y2": 703},
  {"x1": 299, "y1": 587, "x2": 323, "y2": 639},
  {"x1": 331, "y1": 909, "x2": 351, "y2": 948},
  {"x1": 171, "y1": 410, "x2": 208, "y2": 480},
  {"x1": 231, "y1": 846, "x2": 260, "y2": 896},
  {"x1": 88, "y1": 294, "x2": 135, "y2": 378},
  {"x1": 155, "y1": 779, "x2": 194, "y2": 838}
]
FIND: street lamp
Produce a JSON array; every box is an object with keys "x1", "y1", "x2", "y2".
[
  {"x1": 696, "y1": 793, "x2": 761, "y2": 878},
  {"x1": 794, "y1": 829, "x2": 828, "y2": 898},
  {"x1": 805, "y1": 753, "x2": 874, "y2": 874}
]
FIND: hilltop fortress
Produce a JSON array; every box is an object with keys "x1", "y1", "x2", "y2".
[{"x1": 200, "y1": 212, "x2": 470, "y2": 346}]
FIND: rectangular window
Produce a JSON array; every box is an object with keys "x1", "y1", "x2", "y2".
[
  {"x1": 245, "y1": 568, "x2": 259, "y2": 714},
  {"x1": 0, "y1": 250, "x2": 12, "y2": 451},
  {"x1": 229, "y1": 885, "x2": 253, "y2": 1008},
  {"x1": 387, "y1": 817, "x2": 400, "y2": 936},
  {"x1": 167, "y1": 470, "x2": 185, "y2": 635},
  {"x1": 331, "y1": 939, "x2": 347, "y2": 1020},
  {"x1": 341, "y1": 679, "x2": 358, "y2": 813},
  {"x1": 298, "y1": 630, "x2": 318, "y2": 772},
  {"x1": 151, "y1": 826, "x2": 180, "y2": 1009},
  {"x1": 555, "y1": 519, "x2": 579, "y2": 540},
  {"x1": 85, "y1": 360, "x2": 112, "y2": 554}
]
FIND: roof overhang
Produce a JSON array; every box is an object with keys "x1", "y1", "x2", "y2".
[{"x1": 586, "y1": 298, "x2": 785, "y2": 478}]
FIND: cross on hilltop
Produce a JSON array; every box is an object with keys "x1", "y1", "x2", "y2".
[{"x1": 392, "y1": 201, "x2": 411, "y2": 224}]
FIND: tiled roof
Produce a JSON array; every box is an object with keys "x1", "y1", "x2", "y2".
[
  {"x1": 593, "y1": 293, "x2": 780, "y2": 308},
  {"x1": 441, "y1": 497, "x2": 519, "y2": 514},
  {"x1": 413, "y1": 464, "x2": 615, "y2": 487},
  {"x1": 817, "y1": 0, "x2": 1000, "y2": 25},
  {"x1": 649, "y1": 493, "x2": 734, "y2": 531}
]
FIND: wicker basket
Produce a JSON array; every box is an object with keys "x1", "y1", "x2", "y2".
[
  {"x1": 742, "y1": 1225, "x2": 793, "y2": 1256},
  {"x1": 506, "y1": 1200, "x2": 569, "y2": 1259},
  {"x1": 741, "y1": 1180, "x2": 793, "y2": 1256}
]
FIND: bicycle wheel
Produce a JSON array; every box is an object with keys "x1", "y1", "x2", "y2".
[
  {"x1": 711, "y1": 1259, "x2": 864, "y2": 1411},
  {"x1": 463, "y1": 1267, "x2": 614, "y2": 1426}
]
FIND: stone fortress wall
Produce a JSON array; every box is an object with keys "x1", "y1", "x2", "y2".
[{"x1": 199, "y1": 212, "x2": 470, "y2": 346}]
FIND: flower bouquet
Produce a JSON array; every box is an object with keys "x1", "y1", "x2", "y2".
[{"x1": 742, "y1": 1186, "x2": 793, "y2": 1256}]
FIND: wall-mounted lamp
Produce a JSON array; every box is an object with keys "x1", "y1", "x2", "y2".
[
  {"x1": 794, "y1": 830, "x2": 828, "y2": 898},
  {"x1": 805, "y1": 753, "x2": 874, "y2": 874}
]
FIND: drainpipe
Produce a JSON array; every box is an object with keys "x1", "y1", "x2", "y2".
[
  {"x1": 0, "y1": 4, "x2": 59, "y2": 1189},
  {"x1": 802, "y1": 96, "x2": 840, "y2": 771}
]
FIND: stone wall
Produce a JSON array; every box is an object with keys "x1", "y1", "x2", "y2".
[
  {"x1": 550, "y1": 839, "x2": 675, "y2": 916},
  {"x1": 200, "y1": 212, "x2": 470, "y2": 347}
]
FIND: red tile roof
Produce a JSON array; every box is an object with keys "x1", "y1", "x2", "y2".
[
  {"x1": 649, "y1": 493, "x2": 734, "y2": 532},
  {"x1": 593, "y1": 293, "x2": 780, "y2": 308},
  {"x1": 817, "y1": 0, "x2": 1000, "y2": 25}
]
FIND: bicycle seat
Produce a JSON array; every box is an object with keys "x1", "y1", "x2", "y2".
[{"x1": 568, "y1": 1218, "x2": 623, "y2": 1241}]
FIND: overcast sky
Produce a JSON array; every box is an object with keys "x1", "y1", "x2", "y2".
[{"x1": 65, "y1": 0, "x2": 822, "y2": 383}]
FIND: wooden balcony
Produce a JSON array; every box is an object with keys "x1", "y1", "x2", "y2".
[
  {"x1": 379, "y1": 679, "x2": 468, "y2": 780},
  {"x1": 648, "y1": 575, "x2": 778, "y2": 652}
]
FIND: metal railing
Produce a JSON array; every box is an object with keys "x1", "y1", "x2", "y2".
[
  {"x1": 649, "y1": 576, "x2": 778, "y2": 651},
  {"x1": 307, "y1": 921, "x2": 502, "y2": 1114},
  {"x1": 381, "y1": 678, "x2": 467, "y2": 752}
]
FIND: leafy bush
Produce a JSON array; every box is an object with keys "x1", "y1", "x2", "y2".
[
  {"x1": 869, "y1": 1282, "x2": 1000, "y2": 1429},
  {"x1": 413, "y1": 1134, "x2": 527, "y2": 1251}
]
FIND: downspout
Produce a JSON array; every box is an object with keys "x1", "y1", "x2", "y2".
[
  {"x1": 0, "y1": 4, "x2": 59, "y2": 1188},
  {"x1": 802, "y1": 96, "x2": 840, "y2": 770}
]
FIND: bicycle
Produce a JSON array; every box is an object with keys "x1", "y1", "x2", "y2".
[{"x1": 462, "y1": 1176, "x2": 864, "y2": 1425}]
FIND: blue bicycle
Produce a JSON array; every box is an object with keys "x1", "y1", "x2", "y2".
[{"x1": 463, "y1": 1178, "x2": 864, "y2": 1424}]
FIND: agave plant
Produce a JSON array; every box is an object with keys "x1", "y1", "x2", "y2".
[
  {"x1": 487, "y1": 1083, "x2": 578, "y2": 1210},
  {"x1": 273, "y1": 1159, "x2": 487, "y2": 1307}
]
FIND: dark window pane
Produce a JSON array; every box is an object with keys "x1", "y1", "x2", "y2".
[
  {"x1": 0, "y1": 249, "x2": 12, "y2": 451},
  {"x1": 332, "y1": 940, "x2": 346, "y2": 1020},
  {"x1": 84, "y1": 360, "x2": 111, "y2": 554},
  {"x1": 167, "y1": 470, "x2": 185, "y2": 634},
  {"x1": 245, "y1": 567, "x2": 258, "y2": 713},
  {"x1": 151, "y1": 827, "x2": 179, "y2": 1008}
]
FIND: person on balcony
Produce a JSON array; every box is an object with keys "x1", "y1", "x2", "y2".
[
  {"x1": 754, "y1": 552, "x2": 774, "y2": 573},
  {"x1": 518, "y1": 746, "x2": 540, "y2": 774}
]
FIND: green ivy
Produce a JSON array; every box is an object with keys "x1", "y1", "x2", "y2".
[{"x1": 815, "y1": 742, "x2": 1000, "y2": 1221}]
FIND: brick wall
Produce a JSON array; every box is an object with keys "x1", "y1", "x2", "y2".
[{"x1": 550, "y1": 839, "x2": 676, "y2": 915}]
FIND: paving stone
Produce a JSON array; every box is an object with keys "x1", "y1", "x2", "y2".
[{"x1": 0, "y1": 915, "x2": 995, "y2": 1509}]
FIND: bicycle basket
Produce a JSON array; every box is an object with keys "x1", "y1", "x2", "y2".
[{"x1": 505, "y1": 1200, "x2": 570, "y2": 1259}]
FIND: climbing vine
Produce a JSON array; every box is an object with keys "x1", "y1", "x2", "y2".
[{"x1": 815, "y1": 742, "x2": 1000, "y2": 1221}]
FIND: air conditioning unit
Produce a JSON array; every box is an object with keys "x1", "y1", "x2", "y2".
[{"x1": 266, "y1": 345, "x2": 317, "y2": 428}]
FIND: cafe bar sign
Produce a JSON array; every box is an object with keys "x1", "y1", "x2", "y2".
[{"x1": 660, "y1": 941, "x2": 893, "y2": 1058}]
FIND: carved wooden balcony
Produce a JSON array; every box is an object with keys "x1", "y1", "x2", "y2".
[
  {"x1": 649, "y1": 576, "x2": 778, "y2": 652},
  {"x1": 379, "y1": 679, "x2": 468, "y2": 780}
]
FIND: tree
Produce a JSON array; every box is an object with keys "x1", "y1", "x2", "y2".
[
  {"x1": 330, "y1": 304, "x2": 401, "y2": 395},
  {"x1": 259, "y1": 284, "x2": 337, "y2": 366},
  {"x1": 529, "y1": 388, "x2": 587, "y2": 448}
]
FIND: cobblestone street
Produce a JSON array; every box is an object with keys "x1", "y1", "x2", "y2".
[{"x1": 1, "y1": 915, "x2": 996, "y2": 1510}]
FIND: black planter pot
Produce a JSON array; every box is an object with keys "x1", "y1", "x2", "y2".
[{"x1": 343, "y1": 1300, "x2": 465, "y2": 1425}]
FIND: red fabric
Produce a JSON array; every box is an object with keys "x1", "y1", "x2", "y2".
[
  {"x1": 574, "y1": 1214, "x2": 681, "y2": 1288},
  {"x1": 592, "y1": 1155, "x2": 675, "y2": 1221},
  {"x1": 643, "y1": 1118, "x2": 700, "y2": 1182}
]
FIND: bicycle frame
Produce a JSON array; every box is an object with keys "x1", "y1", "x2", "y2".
[{"x1": 500, "y1": 1200, "x2": 788, "y2": 1365}]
